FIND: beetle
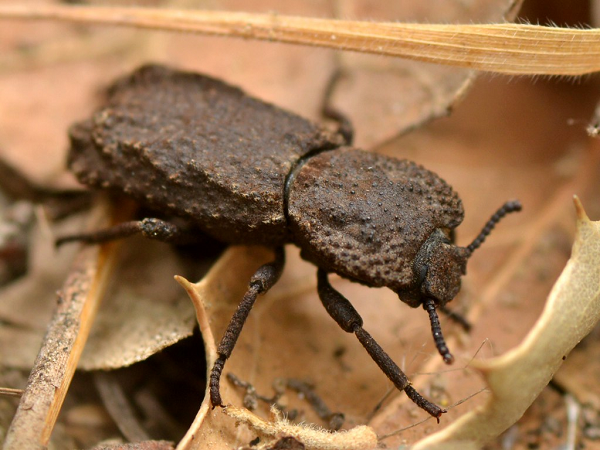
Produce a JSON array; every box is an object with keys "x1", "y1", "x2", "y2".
[{"x1": 59, "y1": 64, "x2": 521, "y2": 420}]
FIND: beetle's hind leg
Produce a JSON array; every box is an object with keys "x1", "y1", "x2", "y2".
[
  {"x1": 317, "y1": 269, "x2": 445, "y2": 421},
  {"x1": 210, "y1": 247, "x2": 285, "y2": 408},
  {"x1": 321, "y1": 69, "x2": 354, "y2": 146},
  {"x1": 56, "y1": 217, "x2": 203, "y2": 247}
]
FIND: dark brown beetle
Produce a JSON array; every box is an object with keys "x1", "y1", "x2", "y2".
[{"x1": 61, "y1": 65, "x2": 521, "y2": 420}]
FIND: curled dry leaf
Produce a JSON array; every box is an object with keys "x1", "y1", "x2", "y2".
[
  {"x1": 413, "y1": 197, "x2": 600, "y2": 449},
  {"x1": 553, "y1": 331, "x2": 600, "y2": 410}
]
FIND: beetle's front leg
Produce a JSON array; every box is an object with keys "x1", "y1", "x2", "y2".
[
  {"x1": 210, "y1": 247, "x2": 285, "y2": 408},
  {"x1": 316, "y1": 269, "x2": 445, "y2": 421}
]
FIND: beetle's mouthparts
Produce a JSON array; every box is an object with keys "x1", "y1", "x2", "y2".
[
  {"x1": 423, "y1": 297, "x2": 454, "y2": 364},
  {"x1": 465, "y1": 200, "x2": 522, "y2": 256}
]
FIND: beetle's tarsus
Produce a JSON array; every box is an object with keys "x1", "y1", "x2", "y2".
[
  {"x1": 210, "y1": 356, "x2": 226, "y2": 408},
  {"x1": 404, "y1": 385, "x2": 446, "y2": 421}
]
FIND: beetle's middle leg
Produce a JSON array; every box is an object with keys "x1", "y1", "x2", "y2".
[
  {"x1": 210, "y1": 247, "x2": 285, "y2": 408},
  {"x1": 317, "y1": 269, "x2": 445, "y2": 420}
]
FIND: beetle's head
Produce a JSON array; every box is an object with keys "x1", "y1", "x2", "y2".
[
  {"x1": 413, "y1": 228, "x2": 469, "y2": 307},
  {"x1": 404, "y1": 200, "x2": 522, "y2": 364}
]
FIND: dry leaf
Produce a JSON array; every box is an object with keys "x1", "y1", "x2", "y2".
[
  {"x1": 79, "y1": 237, "x2": 214, "y2": 370},
  {"x1": 553, "y1": 328, "x2": 600, "y2": 410},
  {"x1": 172, "y1": 195, "x2": 600, "y2": 449},
  {"x1": 0, "y1": 209, "x2": 211, "y2": 373},
  {"x1": 0, "y1": 212, "x2": 84, "y2": 330}
]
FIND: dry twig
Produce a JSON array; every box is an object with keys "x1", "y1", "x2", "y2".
[
  {"x1": 3, "y1": 200, "x2": 126, "y2": 449},
  {"x1": 0, "y1": 4, "x2": 599, "y2": 75}
]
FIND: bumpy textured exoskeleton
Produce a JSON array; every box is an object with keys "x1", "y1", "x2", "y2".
[{"x1": 64, "y1": 65, "x2": 521, "y2": 420}]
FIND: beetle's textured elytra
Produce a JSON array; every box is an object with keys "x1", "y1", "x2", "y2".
[
  {"x1": 65, "y1": 64, "x2": 521, "y2": 420},
  {"x1": 69, "y1": 65, "x2": 345, "y2": 246}
]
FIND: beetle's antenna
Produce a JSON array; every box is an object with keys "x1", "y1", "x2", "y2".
[
  {"x1": 423, "y1": 298, "x2": 454, "y2": 364},
  {"x1": 466, "y1": 200, "x2": 522, "y2": 256}
]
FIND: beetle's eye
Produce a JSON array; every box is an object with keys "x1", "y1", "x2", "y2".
[{"x1": 415, "y1": 262, "x2": 428, "y2": 285}]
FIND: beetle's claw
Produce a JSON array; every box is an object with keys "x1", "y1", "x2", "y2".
[{"x1": 443, "y1": 353, "x2": 454, "y2": 364}]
